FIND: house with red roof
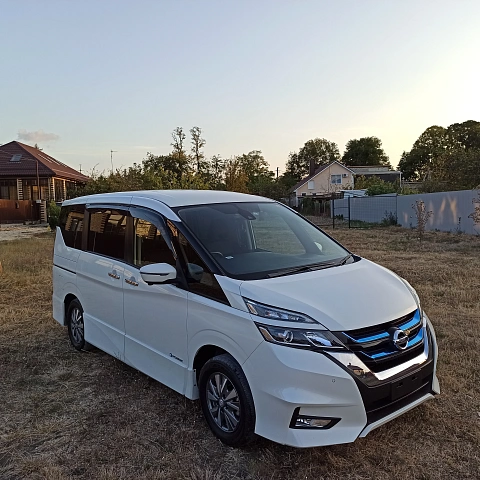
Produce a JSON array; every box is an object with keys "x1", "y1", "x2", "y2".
[{"x1": 0, "y1": 141, "x2": 88, "y2": 222}]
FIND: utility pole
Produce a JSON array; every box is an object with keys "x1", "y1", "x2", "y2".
[
  {"x1": 79, "y1": 164, "x2": 82, "y2": 173},
  {"x1": 276, "y1": 167, "x2": 279, "y2": 179},
  {"x1": 110, "y1": 150, "x2": 117, "y2": 174}
]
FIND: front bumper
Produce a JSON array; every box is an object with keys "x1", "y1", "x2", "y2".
[{"x1": 242, "y1": 316, "x2": 439, "y2": 448}]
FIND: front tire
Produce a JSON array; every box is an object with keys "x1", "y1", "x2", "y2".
[
  {"x1": 199, "y1": 354, "x2": 256, "y2": 447},
  {"x1": 67, "y1": 299, "x2": 91, "y2": 351}
]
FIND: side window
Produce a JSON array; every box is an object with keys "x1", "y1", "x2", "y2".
[
  {"x1": 133, "y1": 218, "x2": 175, "y2": 267},
  {"x1": 169, "y1": 221, "x2": 228, "y2": 304},
  {"x1": 59, "y1": 204, "x2": 85, "y2": 249},
  {"x1": 87, "y1": 209, "x2": 127, "y2": 260}
]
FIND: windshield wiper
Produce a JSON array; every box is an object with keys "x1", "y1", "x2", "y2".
[
  {"x1": 337, "y1": 254, "x2": 354, "y2": 266},
  {"x1": 267, "y1": 261, "x2": 339, "y2": 278},
  {"x1": 267, "y1": 255, "x2": 354, "y2": 278}
]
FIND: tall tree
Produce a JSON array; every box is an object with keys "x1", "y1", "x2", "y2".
[
  {"x1": 285, "y1": 138, "x2": 340, "y2": 180},
  {"x1": 398, "y1": 126, "x2": 450, "y2": 181},
  {"x1": 171, "y1": 127, "x2": 187, "y2": 159},
  {"x1": 446, "y1": 120, "x2": 480, "y2": 150},
  {"x1": 143, "y1": 153, "x2": 190, "y2": 181},
  {"x1": 224, "y1": 158, "x2": 249, "y2": 193},
  {"x1": 342, "y1": 137, "x2": 390, "y2": 167},
  {"x1": 190, "y1": 126, "x2": 206, "y2": 171}
]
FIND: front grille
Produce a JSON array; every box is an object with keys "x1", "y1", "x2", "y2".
[{"x1": 334, "y1": 309, "x2": 425, "y2": 372}]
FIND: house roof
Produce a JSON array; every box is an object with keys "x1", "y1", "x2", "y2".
[
  {"x1": 348, "y1": 165, "x2": 401, "y2": 175},
  {"x1": 0, "y1": 141, "x2": 89, "y2": 182},
  {"x1": 292, "y1": 161, "x2": 354, "y2": 192}
]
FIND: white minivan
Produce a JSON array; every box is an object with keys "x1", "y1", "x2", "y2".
[{"x1": 52, "y1": 190, "x2": 439, "y2": 448}]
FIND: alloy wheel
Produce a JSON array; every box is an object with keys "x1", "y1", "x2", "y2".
[
  {"x1": 70, "y1": 307, "x2": 84, "y2": 345},
  {"x1": 206, "y1": 372, "x2": 241, "y2": 432}
]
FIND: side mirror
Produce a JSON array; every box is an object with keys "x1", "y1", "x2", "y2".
[{"x1": 140, "y1": 263, "x2": 177, "y2": 284}]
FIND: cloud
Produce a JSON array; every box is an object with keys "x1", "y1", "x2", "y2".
[{"x1": 17, "y1": 129, "x2": 60, "y2": 143}]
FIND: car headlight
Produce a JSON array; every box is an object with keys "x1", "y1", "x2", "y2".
[
  {"x1": 255, "y1": 324, "x2": 346, "y2": 350},
  {"x1": 244, "y1": 298, "x2": 318, "y2": 324}
]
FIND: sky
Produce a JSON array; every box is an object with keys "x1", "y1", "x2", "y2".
[{"x1": 1, "y1": 0, "x2": 479, "y2": 176}]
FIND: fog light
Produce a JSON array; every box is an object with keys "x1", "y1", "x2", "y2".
[{"x1": 289, "y1": 407, "x2": 340, "y2": 429}]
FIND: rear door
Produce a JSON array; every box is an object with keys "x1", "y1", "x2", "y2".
[{"x1": 77, "y1": 207, "x2": 128, "y2": 360}]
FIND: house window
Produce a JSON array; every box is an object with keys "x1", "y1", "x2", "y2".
[
  {"x1": 331, "y1": 174, "x2": 342, "y2": 185},
  {"x1": 0, "y1": 180, "x2": 17, "y2": 200},
  {"x1": 307, "y1": 180, "x2": 315, "y2": 190}
]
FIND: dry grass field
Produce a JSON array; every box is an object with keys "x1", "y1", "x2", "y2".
[{"x1": 0, "y1": 227, "x2": 479, "y2": 480}]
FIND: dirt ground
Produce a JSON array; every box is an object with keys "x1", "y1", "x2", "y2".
[
  {"x1": 0, "y1": 223, "x2": 49, "y2": 242},
  {"x1": 0, "y1": 227, "x2": 479, "y2": 479}
]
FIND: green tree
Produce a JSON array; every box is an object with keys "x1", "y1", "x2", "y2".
[
  {"x1": 143, "y1": 153, "x2": 191, "y2": 182},
  {"x1": 430, "y1": 148, "x2": 480, "y2": 191},
  {"x1": 285, "y1": 138, "x2": 340, "y2": 180},
  {"x1": 398, "y1": 126, "x2": 450, "y2": 181},
  {"x1": 354, "y1": 176, "x2": 397, "y2": 196},
  {"x1": 446, "y1": 120, "x2": 480, "y2": 150},
  {"x1": 224, "y1": 158, "x2": 249, "y2": 193},
  {"x1": 190, "y1": 126, "x2": 206, "y2": 172},
  {"x1": 342, "y1": 137, "x2": 390, "y2": 167}
]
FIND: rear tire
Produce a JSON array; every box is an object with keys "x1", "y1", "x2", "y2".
[
  {"x1": 66, "y1": 299, "x2": 92, "y2": 351},
  {"x1": 199, "y1": 354, "x2": 256, "y2": 447}
]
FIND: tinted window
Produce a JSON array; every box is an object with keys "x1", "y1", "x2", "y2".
[
  {"x1": 87, "y1": 209, "x2": 127, "y2": 260},
  {"x1": 133, "y1": 218, "x2": 175, "y2": 267},
  {"x1": 59, "y1": 205, "x2": 85, "y2": 249},
  {"x1": 169, "y1": 220, "x2": 228, "y2": 304}
]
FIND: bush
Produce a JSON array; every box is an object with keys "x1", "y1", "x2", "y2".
[{"x1": 47, "y1": 201, "x2": 61, "y2": 230}]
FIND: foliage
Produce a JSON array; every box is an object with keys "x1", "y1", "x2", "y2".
[
  {"x1": 468, "y1": 192, "x2": 480, "y2": 226},
  {"x1": 285, "y1": 138, "x2": 340, "y2": 180},
  {"x1": 47, "y1": 201, "x2": 61, "y2": 230},
  {"x1": 190, "y1": 126, "x2": 206, "y2": 172},
  {"x1": 412, "y1": 200, "x2": 433, "y2": 240},
  {"x1": 381, "y1": 211, "x2": 398, "y2": 226},
  {"x1": 399, "y1": 121, "x2": 480, "y2": 189},
  {"x1": 353, "y1": 176, "x2": 398, "y2": 195},
  {"x1": 341, "y1": 137, "x2": 390, "y2": 167},
  {"x1": 398, "y1": 126, "x2": 449, "y2": 181},
  {"x1": 430, "y1": 148, "x2": 480, "y2": 191},
  {"x1": 70, "y1": 128, "x2": 288, "y2": 201}
]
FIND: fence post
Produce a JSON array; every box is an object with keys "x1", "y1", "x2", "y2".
[
  {"x1": 348, "y1": 196, "x2": 351, "y2": 229},
  {"x1": 332, "y1": 198, "x2": 335, "y2": 229},
  {"x1": 395, "y1": 194, "x2": 398, "y2": 225}
]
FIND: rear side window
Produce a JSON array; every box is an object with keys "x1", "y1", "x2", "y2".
[
  {"x1": 59, "y1": 204, "x2": 85, "y2": 249},
  {"x1": 87, "y1": 209, "x2": 127, "y2": 260}
]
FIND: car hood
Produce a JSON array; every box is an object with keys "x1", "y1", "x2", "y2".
[{"x1": 237, "y1": 258, "x2": 417, "y2": 331}]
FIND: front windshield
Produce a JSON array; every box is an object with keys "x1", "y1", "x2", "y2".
[{"x1": 176, "y1": 202, "x2": 350, "y2": 280}]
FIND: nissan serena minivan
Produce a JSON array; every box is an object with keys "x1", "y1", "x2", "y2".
[{"x1": 52, "y1": 190, "x2": 439, "y2": 448}]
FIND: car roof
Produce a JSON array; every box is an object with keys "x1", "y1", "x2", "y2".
[{"x1": 62, "y1": 189, "x2": 275, "y2": 208}]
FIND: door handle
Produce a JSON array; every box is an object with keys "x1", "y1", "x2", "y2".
[
  {"x1": 125, "y1": 277, "x2": 139, "y2": 286},
  {"x1": 108, "y1": 271, "x2": 120, "y2": 279}
]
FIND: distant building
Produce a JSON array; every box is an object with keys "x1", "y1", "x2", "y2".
[
  {"x1": 0, "y1": 141, "x2": 88, "y2": 202},
  {"x1": 292, "y1": 161, "x2": 355, "y2": 207},
  {"x1": 347, "y1": 165, "x2": 402, "y2": 184}
]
